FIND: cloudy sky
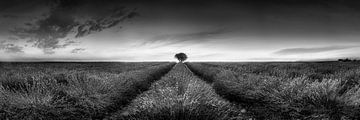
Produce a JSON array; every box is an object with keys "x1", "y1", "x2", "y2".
[{"x1": 1, "y1": 0, "x2": 360, "y2": 61}]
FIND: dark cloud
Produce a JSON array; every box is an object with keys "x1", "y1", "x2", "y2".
[
  {"x1": 1, "y1": 14, "x2": 20, "y2": 18},
  {"x1": 274, "y1": 46, "x2": 358, "y2": 55},
  {"x1": 71, "y1": 48, "x2": 85, "y2": 53},
  {"x1": 0, "y1": 41, "x2": 24, "y2": 53},
  {"x1": 141, "y1": 29, "x2": 228, "y2": 46},
  {"x1": 4, "y1": 45, "x2": 23, "y2": 53},
  {"x1": 9, "y1": 0, "x2": 138, "y2": 54},
  {"x1": 8, "y1": 36, "x2": 18, "y2": 40}
]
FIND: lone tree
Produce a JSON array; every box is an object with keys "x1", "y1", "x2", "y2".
[{"x1": 175, "y1": 53, "x2": 187, "y2": 62}]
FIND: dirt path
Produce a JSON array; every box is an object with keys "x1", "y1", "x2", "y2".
[{"x1": 108, "y1": 63, "x2": 248, "y2": 120}]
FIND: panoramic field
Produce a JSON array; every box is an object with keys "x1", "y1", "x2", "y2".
[
  {"x1": 2, "y1": 0, "x2": 360, "y2": 120},
  {"x1": 1, "y1": 61, "x2": 360, "y2": 120}
]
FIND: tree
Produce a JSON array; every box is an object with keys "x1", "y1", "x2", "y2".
[
  {"x1": 338, "y1": 58, "x2": 352, "y2": 62},
  {"x1": 175, "y1": 53, "x2": 187, "y2": 62}
]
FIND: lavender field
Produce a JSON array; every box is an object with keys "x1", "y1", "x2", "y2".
[{"x1": 1, "y1": 62, "x2": 360, "y2": 119}]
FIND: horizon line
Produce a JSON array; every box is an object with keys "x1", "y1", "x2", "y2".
[{"x1": 0, "y1": 59, "x2": 347, "y2": 63}]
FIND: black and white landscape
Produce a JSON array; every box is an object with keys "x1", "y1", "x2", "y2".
[{"x1": 1, "y1": 0, "x2": 360, "y2": 120}]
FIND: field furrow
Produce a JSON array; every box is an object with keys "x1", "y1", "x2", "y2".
[
  {"x1": 110, "y1": 63, "x2": 247, "y2": 120},
  {"x1": 186, "y1": 62, "x2": 360, "y2": 120},
  {"x1": 0, "y1": 62, "x2": 175, "y2": 120}
]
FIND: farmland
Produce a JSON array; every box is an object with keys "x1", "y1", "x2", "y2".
[
  {"x1": 0, "y1": 62, "x2": 175, "y2": 119},
  {"x1": 187, "y1": 62, "x2": 360, "y2": 119},
  {"x1": 110, "y1": 63, "x2": 247, "y2": 120},
  {"x1": 1, "y1": 61, "x2": 360, "y2": 119}
]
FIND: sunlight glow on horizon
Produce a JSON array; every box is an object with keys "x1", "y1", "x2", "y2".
[{"x1": 1, "y1": 40, "x2": 359, "y2": 62}]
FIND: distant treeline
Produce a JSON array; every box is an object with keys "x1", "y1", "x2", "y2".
[{"x1": 338, "y1": 58, "x2": 358, "y2": 62}]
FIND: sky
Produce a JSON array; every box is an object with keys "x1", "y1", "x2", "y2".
[{"x1": 0, "y1": 0, "x2": 360, "y2": 61}]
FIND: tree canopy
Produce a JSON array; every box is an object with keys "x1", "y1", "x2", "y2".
[{"x1": 175, "y1": 53, "x2": 187, "y2": 62}]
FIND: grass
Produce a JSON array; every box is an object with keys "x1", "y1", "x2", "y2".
[
  {"x1": 0, "y1": 62, "x2": 175, "y2": 119},
  {"x1": 186, "y1": 62, "x2": 360, "y2": 119}
]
